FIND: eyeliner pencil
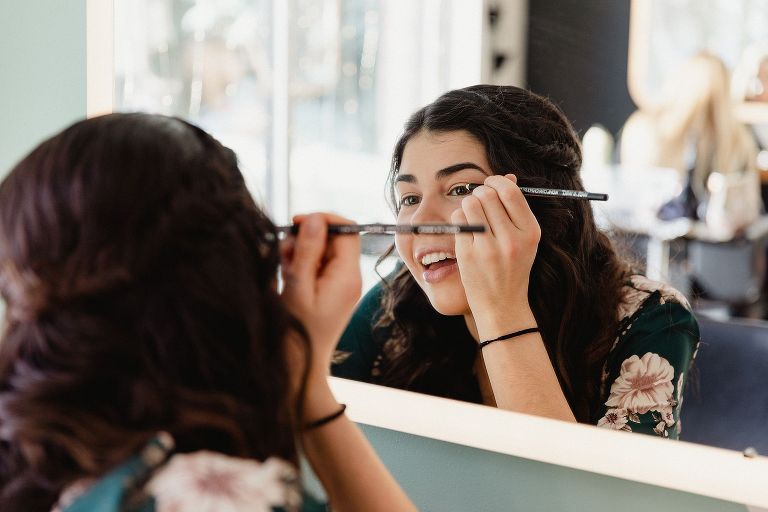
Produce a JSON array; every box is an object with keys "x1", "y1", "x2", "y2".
[
  {"x1": 518, "y1": 187, "x2": 607, "y2": 201},
  {"x1": 276, "y1": 223, "x2": 485, "y2": 235},
  {"x1": 276, "y1": 187, "x2": 608, "y2": 235},
  {"x1": 466, "y1": 183, "x2": 608, "y2": 201}
]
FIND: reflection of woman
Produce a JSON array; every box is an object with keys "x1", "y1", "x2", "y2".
[
  {"x1": 333, "y1": 85, "x2": 699, "y2": 438},
  {"x1": 621, "y1": 52, "x2": 759, "y2": 227},
  {"x1": 0, "y1": 114, "x2": 415, "y2": 511}
]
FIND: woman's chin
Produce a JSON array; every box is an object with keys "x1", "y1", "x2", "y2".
[{"x1": 426, "y1": 294, "x2": 470, "y2": 317}]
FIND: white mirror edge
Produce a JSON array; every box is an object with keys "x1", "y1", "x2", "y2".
[
  {"x1": 330, "y1": 376, "x2": 768, "y2": 508},
  {"x1": 86, "y1": 0, "x2": 113, "y2": 118}
]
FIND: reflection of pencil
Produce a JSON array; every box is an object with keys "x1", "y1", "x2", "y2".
[
  {"x1": 467, "y1": 183, "x2": 608, "y2": 201},
  {"x1": 276, "y1": 223, "x2": 486, "y2": 236}
]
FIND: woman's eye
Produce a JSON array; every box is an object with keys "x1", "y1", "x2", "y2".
[
  {"x1": 399, "y1": 195, "x2": 420, "y2": 207},
  {"x1": 448, "y1": 184, "x2": 480, "y2": 196}
]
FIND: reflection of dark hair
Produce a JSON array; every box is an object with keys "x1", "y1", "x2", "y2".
[
  {"x1": 377, "y1": 85, "x2": 630, "y2": 422},
  {"x1": 0, "y1": 114, "x2": 309, "y2": 510}
]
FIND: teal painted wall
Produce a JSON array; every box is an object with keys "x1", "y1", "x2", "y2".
[
  {"x1": 0, "y1": 0, "x2": 87, "y2": 176},
  {"x1": 305, "y1": 424, "x2": 747, "y2": 512}
]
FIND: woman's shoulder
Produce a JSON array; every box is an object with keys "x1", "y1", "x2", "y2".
[
  {"x1": 146, "y1": 451, "x2": 310, "y2": 511},
  {"x1": 618, "y1": 274, "x2": 693, "y2": 321},
  {"x1": 58, "y1": 437, "x2": 324, "y2": 512},
  {"x1": 596, "y1": 275, "x2": 700, "y2": 438},
  {"x1": 612, "y1": 274, "x2": 699, "y2": 360}
]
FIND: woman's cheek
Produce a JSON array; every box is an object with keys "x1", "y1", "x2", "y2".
[
  {"x1": 394, "y1": 235, "x2": 420, "y2": 279},
  {"x1": 394, "y1": 234, "x2": 408, "y2": 263}
]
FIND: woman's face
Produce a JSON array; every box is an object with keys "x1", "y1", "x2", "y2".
[{"x1": 394, "y1": 129, "x2": 492, "y2": 316}]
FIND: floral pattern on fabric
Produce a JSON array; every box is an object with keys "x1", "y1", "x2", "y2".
[
  {"x1": 596, "y1": 275, "x2": 698, "y2": 438},
  {"x1": 617, "y1": 275, "x2": 691, "y2": 321},
  {"x1": 147, "y1": 452, "x2": 301, "y2": 512},
  {"x1": 605, "y1": 353, "x2": 675, "y2": 414},
  {"x1": 332, "y1": 350, "x2": 352, "y2": 365},
  {"x1": 598, "y1": 353, "x2": 679, "y2": 436}
]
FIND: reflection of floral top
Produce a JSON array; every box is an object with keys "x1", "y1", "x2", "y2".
[
  {"x1": 57, "y1": 434, "x2": 326, "y2": 512},
  {"x1": 333, "y1": 275, "x2": 699, "y2": 439}
]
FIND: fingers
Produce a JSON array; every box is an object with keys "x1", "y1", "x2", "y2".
[
  {"x1": 484, "y1": 174, "x2": 538, "y2": 231},
  {"x1": 284, "y1": 212, "x2": 361, "y2": 301},
  {"x1": 466, "y1": 181, "x2": 521, "y2": 238},
  {"x1": 314, "y1": 213, "x2": 361, "y2": 283},
  {"x1": 451, "y1": 207, "x2": 472, "y2": 254},
  {"x1": 458, "y1": 174, "x2": 541, "y2": 266},
  {"x1": 285, "y1": 213, "x2": 328, "y2": 288}
]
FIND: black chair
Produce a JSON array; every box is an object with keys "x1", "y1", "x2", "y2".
[{"x1": 679, "y1": 315, "x2": 768, "y2": 454}]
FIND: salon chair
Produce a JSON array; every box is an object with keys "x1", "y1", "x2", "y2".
[
  {"x1": 679, "y1": 315, "x2": 768, "y2": 454},
  {"x1": 687, "y1": 216, "x2": 768, "y2": 308}
]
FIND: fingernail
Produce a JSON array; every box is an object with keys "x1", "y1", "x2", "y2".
[{"x1": 304, "y1": 215, "x2": 322, "y2": 235}]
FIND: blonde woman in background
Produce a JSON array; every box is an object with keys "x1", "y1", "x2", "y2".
[{"x1": 621, "y1": 52, "x2": 759, "y2": 237}]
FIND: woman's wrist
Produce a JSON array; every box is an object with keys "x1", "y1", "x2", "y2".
[
  {"x1": 304, "y1": 403, "x2": 347, "y2": 431},
  {"x1": 301, "y1": 372, "x2": 340, "y2": 422},
  {"x1": 474, "y1": 303, "x2": 538, "y2": 343}
]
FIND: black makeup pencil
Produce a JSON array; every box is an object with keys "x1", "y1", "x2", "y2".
[
  {"x1": 466, "y1": 183, "x2": 608, "y2": 201},
  {"x1": 276, "y1": 187, "x2": 608, "y2": 235},
  {"x1": 276, "y1": 223, "x2": 485, "y2": 236}
]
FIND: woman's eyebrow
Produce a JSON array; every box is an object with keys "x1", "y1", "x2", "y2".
[
  {"x1": 395, "y1": 162, "x2": 489, "y2": 184},
  {"x1": 434, "y1": 162, "x2": 489, "y2": 180}
]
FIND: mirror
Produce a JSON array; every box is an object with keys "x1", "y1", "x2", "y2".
[
  {"x1": 629, "y1": 0, "x2": 768, "y2": 124},
  {"x1": 98, "y1": 0, "x2": 768, "y2": 456}
]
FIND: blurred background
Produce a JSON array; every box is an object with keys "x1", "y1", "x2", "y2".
[{"x1": 3, "y1": 0, "x2": 768, "y2": 317}]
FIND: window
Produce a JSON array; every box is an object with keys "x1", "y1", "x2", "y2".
[{"x1": 113, "y1": 0, "x2": 484, "y2": 290}]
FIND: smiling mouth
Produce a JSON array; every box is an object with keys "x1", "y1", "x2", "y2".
[
  {"x1": 418, "y1": 251, "x2": 458, "y2": 283},
  {"x1": 423, "y1": 258, "x2": 456, "y2": 272},
  {"x1": 420, "y1": 251, "x2": 456, "y2": 270}
]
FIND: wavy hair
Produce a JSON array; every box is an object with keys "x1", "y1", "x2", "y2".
[
  {"x1": 0, "y1": 114, "x2": 310, "y2": 510},
  {"x1": 375, "y1": 85, "x2": 631, "y2": 422},
  {"x1": 622, "y1": 52, "x2": 757, "y2": 200}
]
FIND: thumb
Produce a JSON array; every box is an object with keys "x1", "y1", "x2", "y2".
[
  {"x1": 286, "y1": 214, "x2": 327, "y2": 288},
  {"x1": 451, "y1": 208, "x2": 472, "y2": 261}
]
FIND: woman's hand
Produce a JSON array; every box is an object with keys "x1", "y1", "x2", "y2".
[
  {"x1": 280, "y1": 213, "x2": 362, "y2": 385},
  {"x1": 450, "y1": 174, "x2": 541, "y2": 339}
]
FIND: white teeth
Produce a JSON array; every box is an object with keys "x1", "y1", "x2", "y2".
[{"x1": 420, "y1": 251, "x2": 455, "y2": 266}]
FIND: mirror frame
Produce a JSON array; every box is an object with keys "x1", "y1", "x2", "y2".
[{"x1": 332, "y1": 377, "x2": 768, "y2": 508}]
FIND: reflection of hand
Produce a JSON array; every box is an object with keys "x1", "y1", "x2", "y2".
[
  {"x1": 280, "y1": 213, "x2": 362, "y2": 379},
  {"x1": 451, "y1": 174, "x2": 541, "y2": 339}
]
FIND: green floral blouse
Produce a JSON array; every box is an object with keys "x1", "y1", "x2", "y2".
[
  {"x1": 332, "y1": 275, "x2": 700, "y2": 439},
  {"x1": 55, "y1": 435, "x2": 326, "y2": 512}
]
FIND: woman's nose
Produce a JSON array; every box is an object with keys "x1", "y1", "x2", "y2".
[{"x1": 409, "y1": 196, "x2": 449, "y2": 225}]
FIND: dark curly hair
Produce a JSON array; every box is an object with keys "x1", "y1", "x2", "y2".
[
  {"x1": 0, "y1": 113, "x2": 310, "y2": 510},
  {"x1": 375, "y1": 85, "x2": 630, "y2": 422}
]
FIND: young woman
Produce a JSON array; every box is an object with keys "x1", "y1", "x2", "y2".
[
  {"x1": 333, "y1": 85, "x2": 699, "y2": 438},
  {"x1": 0, "y1": 113, "x2": 416, "y2": 512}
]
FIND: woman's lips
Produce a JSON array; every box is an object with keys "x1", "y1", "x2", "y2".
[{"x1": 423, "y1": 258, "x2": 458, "y2": 283}]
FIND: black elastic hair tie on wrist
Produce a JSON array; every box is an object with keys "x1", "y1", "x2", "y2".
[
  {"x1": 304, "y1": 403, "x2": 347, "y2": 431},
  {"x1": 479, "y1": 327, "x2": 540, "y2": 350}
]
